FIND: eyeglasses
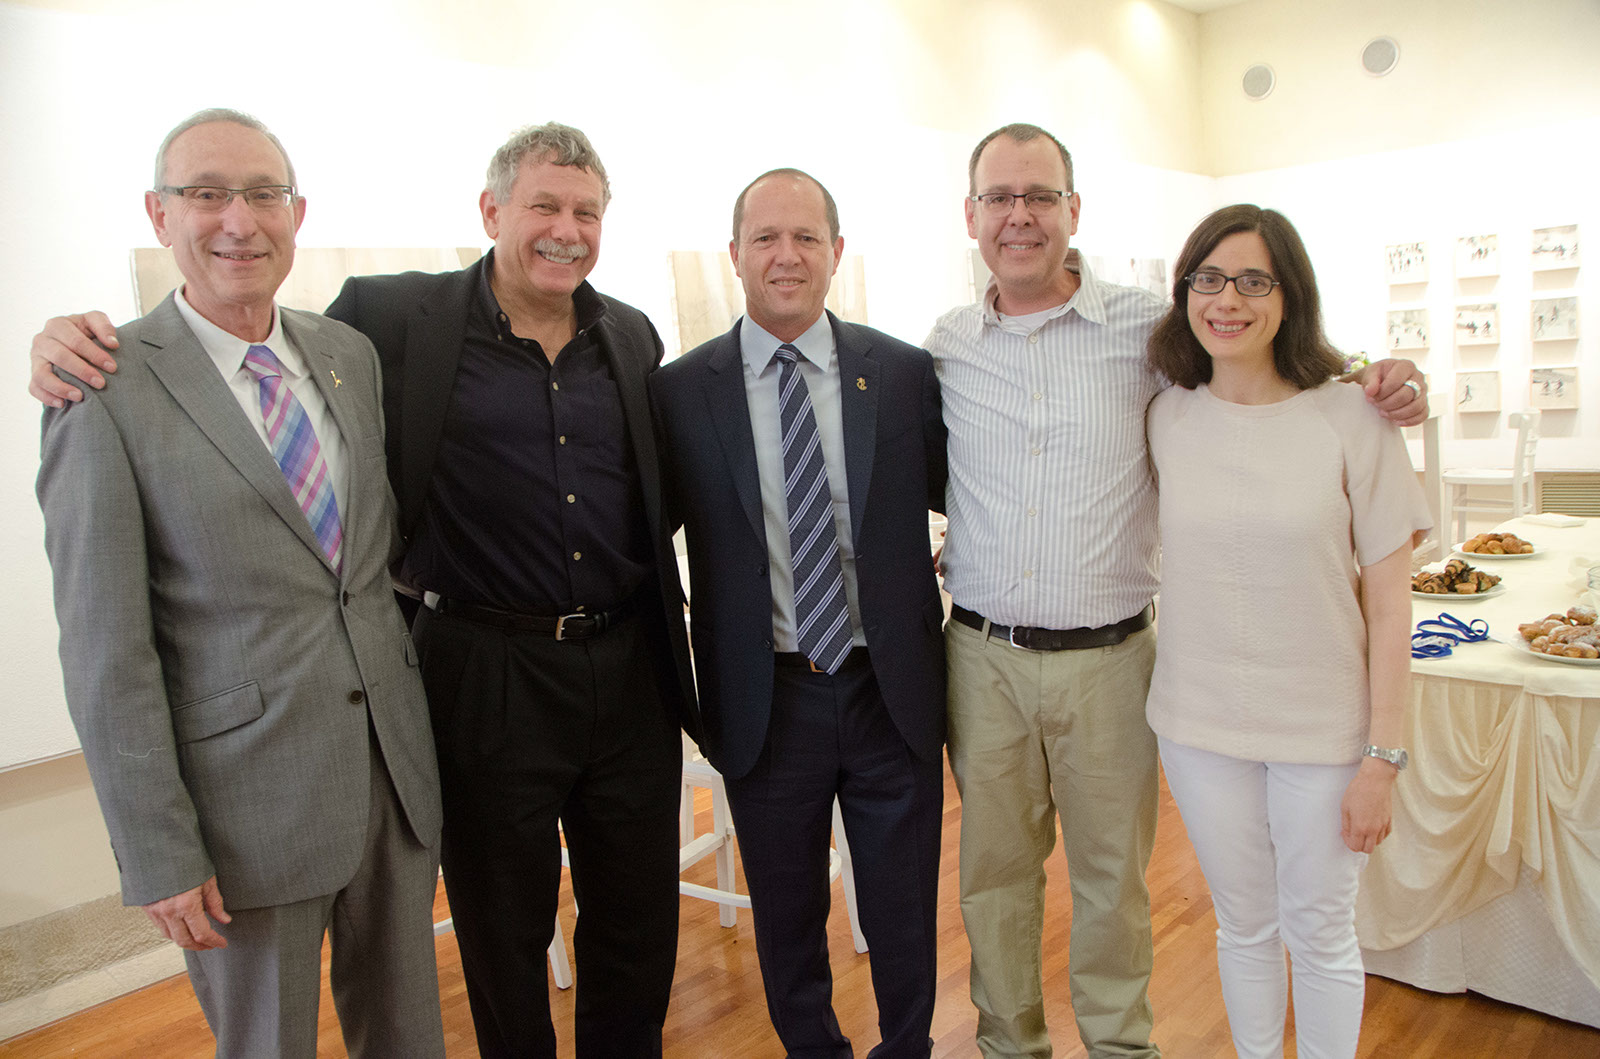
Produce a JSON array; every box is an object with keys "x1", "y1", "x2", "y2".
[
  {"x1": 156, "y1": 185, "x2": 298, "y2": 211},
  {"x1": 968, "y1": 190, "x2": 1071, "y2": 213},
  {"x1": 1185, "y1": 270, "x2": 1280, "y2": 297}
]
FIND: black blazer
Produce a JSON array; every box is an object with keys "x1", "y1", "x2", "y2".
[
  {"x1": 649, "y1": 314, "x2": 947, "y2": 779},
  {"x1": 324, "y1": 260, "x2": 699, "y2": 737}
]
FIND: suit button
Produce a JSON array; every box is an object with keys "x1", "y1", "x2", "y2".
[
  {"x1": 348, "y1": 690, "x2": 365, "y2": 704},
  {"x1": 757, "y1": 564, "x2": 767, "y2": 576},
  {"x1": 764, "y1": 638, "x2": 773, "y2": 649},
  {"x1": 341, "y1": 591, "x2": 351, "y2": 605}
]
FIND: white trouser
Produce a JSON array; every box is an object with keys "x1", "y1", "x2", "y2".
[{"x1": 1158, "y1": 737, "x2": 1367, "y2": 1059}]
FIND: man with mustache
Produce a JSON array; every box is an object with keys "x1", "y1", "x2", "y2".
[{"x1": 29, "y1": 122, "x2": 698, "y2": 1059}]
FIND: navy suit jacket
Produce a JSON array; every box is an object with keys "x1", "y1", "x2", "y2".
[
  {"x1": 649, "y1": 313, "x2": 947, "y2": 780},
  {"x1": 323, "y1": 261, "x2": 699, "y2": 738}
]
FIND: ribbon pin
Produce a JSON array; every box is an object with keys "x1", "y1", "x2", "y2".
[
  {"x1": 330, "y1": 370, "x2": 342, "y2": 388},
  {"x1": 856, "y1": 377, "x2": 867, "y2": 391}
]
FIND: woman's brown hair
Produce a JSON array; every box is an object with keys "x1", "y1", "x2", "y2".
[{"x1": 1148, "y1": 204, "x2": 1345, "y2": 390}]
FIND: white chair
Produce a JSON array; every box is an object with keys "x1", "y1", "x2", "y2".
[{"x1": 1443, "y1": 410, "x2": 1540, "y2": 543}]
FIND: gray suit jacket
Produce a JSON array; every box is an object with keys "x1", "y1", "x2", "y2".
[{"x1": 38, "y1": 294, "x2": 442, "y2": 911}]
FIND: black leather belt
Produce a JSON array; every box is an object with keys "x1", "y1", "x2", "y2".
[
  {"x1": 427, "y1": 593, "x2": 637, "y2": 641},
  {"x1": 951, "y1": 603, "x2": 1152, "y2": 652},
  {"x1": 774, "y1": 646, "x2": 871, "y2": 673}
]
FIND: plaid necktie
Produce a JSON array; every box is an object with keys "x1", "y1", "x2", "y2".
[
  {"x1": 774, "y1": 343, "x2": 852, "y2": 674},
  {"x1": 242, "y1": 344, "x2": 344, "y2": 574}
]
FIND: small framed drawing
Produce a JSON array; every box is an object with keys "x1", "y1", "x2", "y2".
[
  {"x1": 1386, "y1": 308, "x2": 1428, "y2": 350},
  {"x1": 1531, "y1": 225, "x2": 1580, "y2": 269},
  {"x1": 1455, "y1": 371, "x2": 1499, "y2": 413},
  {"x1": 1454, "y1": 303, "x2": 1498, "y2": 345},
  {"x1": 1455, "y1": 234, "x2": 1498, "y2": 277},
  {"x1": 1529, "y1": 367, "x2": 1578, "y2": 410},
  {"x1": 1386, "y1": 242, "x2": 1427, "y2": 283},
  {"x1": 1531, "y1": 297, "x2": 1578, "y2": 341}
]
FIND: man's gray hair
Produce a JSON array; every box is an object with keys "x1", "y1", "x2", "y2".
[
  {"x1": 153, "y1": 108, "x2": 297, "y2": 189},
  {"x1": 967, "y1": 123, "x2": 1074, "y2": 195},
  {"x1": 731, "y1": 168, "x2": 840, "y2": 244},
  {"x1": 486, "y1": 122, "x2": 611, "y2": 206}
]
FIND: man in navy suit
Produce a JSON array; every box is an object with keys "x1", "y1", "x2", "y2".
[{"x1": 650, "y1": 169, "x2": 948, "y2": 1059}]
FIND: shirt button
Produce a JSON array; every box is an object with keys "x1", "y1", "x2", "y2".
[
  {"x1": 347, "y1": 690, "x2": 365, "y2": 704},
  {"x1": 559, "y1": 435, "x2": 567, "y2": 445},
  {"x1": 1022, "y1": 569, "x2": 1033, "y2": 579},
  {"x1": 1031, "y1": 448, "x2": 1042, "y2": 456},
  {"x1": 1028, "y1": 333, "x2": 1039, "y2": 344},
  {"x1": 573, "y1": 551, "x2": 582, "y2": 561},
  {"x1": 552, "y1": 381, "x2": 560, "y2": 391},
  {"x1": 1027, "y1": 508, "x2": 1037, "y2": 517},
  {"x1": 1032, "y1": 392, "x2": 1042, "y2": 401},
  {"x1": 566, "y1": 494, "x2": 576, "y2": 503}
]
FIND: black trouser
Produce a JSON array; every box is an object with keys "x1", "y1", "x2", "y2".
[
  {"x1": 414, "y1": 603, "x2": 683, "y2": 1059},
  {"x1": 724, "y1": 658, "x2": 943, "y2": 1059}
]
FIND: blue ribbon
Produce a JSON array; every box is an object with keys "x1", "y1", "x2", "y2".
[{"x1": 1411, "y1": 612, "x2": 1491, "y2": 659}]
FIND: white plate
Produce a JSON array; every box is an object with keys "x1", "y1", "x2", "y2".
[
  {"x1": 1412, "y1": 582, "x2": 1506, "y2": 602},
  {"x1": 1452, "y1": 542, "x2": 1542, "y2": 559},
  {"x1": 1513, "y1": 640, "x2": 1600, "y2": 666}
]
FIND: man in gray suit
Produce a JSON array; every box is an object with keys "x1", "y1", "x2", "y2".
[{"x1": 35, "y1": 109, "x2": 445, "y2": 1058}]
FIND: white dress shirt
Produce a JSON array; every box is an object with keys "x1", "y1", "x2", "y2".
[
  {"x1": 926, "y1": 252, "x2": 1167, "y2": 630},
  {"x1": 739, "y1": 313, "x2": 866, "y2": 651},
  {"x1": 175, "y1": 288, "x2": 350, "y2": 520}
]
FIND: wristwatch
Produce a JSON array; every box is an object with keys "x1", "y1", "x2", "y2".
[{"x1": 1363, "y1": 744, "x2": 1409, "y2": 771}]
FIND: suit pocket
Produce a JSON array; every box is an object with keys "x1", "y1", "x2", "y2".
[{"x1": 170, "y1": 682, "x2": 265, "y2": 744}]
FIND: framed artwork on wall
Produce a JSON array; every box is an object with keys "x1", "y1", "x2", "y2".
[
  {"x1": 1530, "y1": 297, "x2": 1579, "y2": 341},
  {"x1": 1386, "y1": 308, "x2": 1428, "y2": 350},
  {"x1": 1455, "y1": 371, "x2": 1499, "y2": 413},
  {"x1": 1531, "y1": 225, "x2": 1580, "y2": 270},
  {"x1": 1454, "y1": 303, "x2": 1498, "y2": 346},
  {"x1": 1529, "y1": 367, "x2": 1579, "y2": 410},
  {"x1": 1455, "y1": 234, "x2": 1498, "y2": 277},
  {"x1": 1386, "y1": 242, "x2": 1427, "y2": 284}
]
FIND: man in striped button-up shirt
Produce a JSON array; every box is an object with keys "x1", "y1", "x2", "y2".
[{"x1": 927, "y1": 123, "x2": 1427, "y2": 1059}]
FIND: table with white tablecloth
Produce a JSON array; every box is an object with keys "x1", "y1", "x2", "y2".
[{"x1": 1355, "y1": 516, "x2": 1600, "y2": 1027}]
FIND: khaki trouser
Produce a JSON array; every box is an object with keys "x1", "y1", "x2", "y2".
[{"x1": 946, "y1": 618, "x2": 1161, "y2": 1059}]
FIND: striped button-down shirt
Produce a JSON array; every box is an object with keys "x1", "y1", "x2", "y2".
[{"x1": 926, "y1": 252, "x2": 1167, "y2": 630}]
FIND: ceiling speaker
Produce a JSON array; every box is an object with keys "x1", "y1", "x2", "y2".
[
  {"x1": 1242, "y1": 63, "x2": 1275, "y2": 101},
  {"x1": 1362, "y1": 36, "x2": 1400, "y2": 76}
]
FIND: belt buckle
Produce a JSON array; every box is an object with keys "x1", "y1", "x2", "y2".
[
  {"x1": 554, "y1": 612, "x2": 587, "y2": 641},
  {"x1": 808, "y1": 657, "x2": 824, "y2": 673},
  {"x1": 1007, "y1": 625, "x2": 1034, "y2": 651}
]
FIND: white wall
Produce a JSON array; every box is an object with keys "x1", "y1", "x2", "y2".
[{"x1": 1197, "y1": 0, "x2": 1600, "y2": 176}]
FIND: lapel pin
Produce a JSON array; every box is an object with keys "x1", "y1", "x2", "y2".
[
  {"x1": 856, "y1": 377, "x2": 867, "y2": 391},
  {"x1": 330, "y1": 370, "x2": 342, "y2": 388}
]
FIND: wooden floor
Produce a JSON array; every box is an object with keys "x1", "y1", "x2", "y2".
[{"x1": 5, "y1": 765, "x2": 1597, "y2": 1057}]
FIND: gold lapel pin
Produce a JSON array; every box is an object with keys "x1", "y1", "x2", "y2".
[
  {"x1": 856, "y1": 377, "x2": 867, "y2": 391},
  {"x1": 330, "y1": 370, "x2": 342, "y2": 388}
]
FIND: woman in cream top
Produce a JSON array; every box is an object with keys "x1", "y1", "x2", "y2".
[{"x1": 1144, "y1": 205, "x2": 1431, "y2": 1059}]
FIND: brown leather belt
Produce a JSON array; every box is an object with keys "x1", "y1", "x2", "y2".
[
  {"x1": 774, "y1": 647, "x2": 871, "y2": 673},
  {"x1": 951, "y1": 603, "x2": 1152, "y2": 652},
  {"x1": 427, "y1": 594, "x2": 637, "y2": 641}
]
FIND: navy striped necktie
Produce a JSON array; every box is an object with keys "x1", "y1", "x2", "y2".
[{"x1": 774, "y1": 343, "x2": 852, "y2": 674}]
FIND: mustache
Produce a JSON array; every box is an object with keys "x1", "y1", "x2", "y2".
[{"x1": 535, "y1": 238, "x2": 590, "y2": 262}]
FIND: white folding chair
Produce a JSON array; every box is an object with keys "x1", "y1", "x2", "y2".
[{"x1": 1444, "y1": 410, "x2": 1540, "y2": 542}]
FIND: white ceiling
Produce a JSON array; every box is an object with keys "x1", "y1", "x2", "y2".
[{"x1": 1163, "y1": 0, "x2": 1250, "y2": 12}]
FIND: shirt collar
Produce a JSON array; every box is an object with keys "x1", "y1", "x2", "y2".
[
  {"x1": 739, "y1": 311, "x2": 835, "y2": 377},
  {"x1": 477, "y1": 248, "x2": 609, "y2": 339},
  {"x1": 173, "y1": 287, "x2": 301, "y2": 380},
  {"x1": 981, "y1": 248, "x2": 1110, "y2": 330}
]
